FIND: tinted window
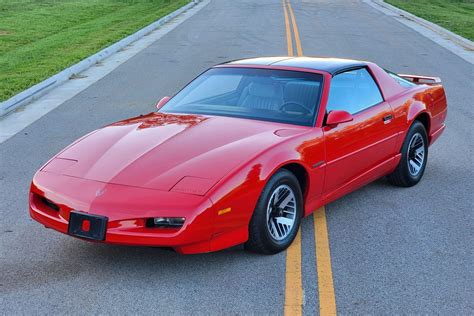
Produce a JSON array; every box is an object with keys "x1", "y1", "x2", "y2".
[
  {"x1": 160, "y1": 67, "x2": 324, "y2": 126},
  {"x1": 327, "y1": 68, "x2": 383, "y2": 114},
  {"x1": 386, "y1": 70, "x2": 416, "y2": 88}
]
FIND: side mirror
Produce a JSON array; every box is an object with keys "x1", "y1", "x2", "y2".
[
  {"x1": 326, "y1": 110, "x2": 353, "y2": 127},
  {"x1": 156, "y1": 96, "x2": 171, "y2": 110}
]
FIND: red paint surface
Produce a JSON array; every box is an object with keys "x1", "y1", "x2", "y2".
[{"x1": 29, "y1": 58, "x2": 447, "y2": 254}]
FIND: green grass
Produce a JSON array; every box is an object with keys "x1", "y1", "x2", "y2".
[
  {"x1": 386, "y1": 0, "x2": 474, "y2": 41},
  {"x1": 0, "y1": 0, "x2": 189, "y2": 101}
]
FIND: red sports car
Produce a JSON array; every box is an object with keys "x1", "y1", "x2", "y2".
[{"x1": 30, "y1": 57, "x2": 447, "y2": 254}]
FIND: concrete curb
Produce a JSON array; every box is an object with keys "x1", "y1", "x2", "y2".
[
  {"x1": 0, "y1": 0, "x2": 201, "y2": 117},
  {"x1": 370, "y1": 0, "x2": 474, "y2": 51}
]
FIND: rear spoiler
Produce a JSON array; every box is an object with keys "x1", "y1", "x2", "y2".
[{"x1": 398, "y1": 74, "x2": 442, "y2": 86}]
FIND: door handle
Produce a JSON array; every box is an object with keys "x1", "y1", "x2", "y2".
[{"x1": 383, "y1": 114, "x2": 393, "y2": 124}]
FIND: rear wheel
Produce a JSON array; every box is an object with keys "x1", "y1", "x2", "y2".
[
  {"x1": 388, "y1": 121, "x2": 428, "y2": 187},
  {"x1": 245, "y1": 169, "x2": 303, "y2": 254}
]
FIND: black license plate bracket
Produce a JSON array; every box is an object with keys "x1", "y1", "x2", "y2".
[{"x1": 68, "y1": 211, "x2": 108, "y2": 241}]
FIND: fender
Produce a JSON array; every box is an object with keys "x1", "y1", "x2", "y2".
[
  {"x1": 391, "y1": 100, "x2": 429, "y2": 153},
  {"x1": 208, "y1": 151, "x2": 305, "y2": 232},
  {"x1": 207, "y1": 130, "x2": 324, "y2": 238},
  {"x1": 240, "y1": 130, "x2": 325, "y2": 217},
  {"x1": 407, "y1": 100, "x2": 429, "y2": 125}
]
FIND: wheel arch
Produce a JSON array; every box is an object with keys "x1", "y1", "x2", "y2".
[
  {"x1": 407, "y1": 99, "x2": 431, "y2": 133},
  {"x1": 414, "y1": 112, "x2": 431, "y2": 135},
  {"x1": 279, "y1": 162, "x2": 309, "y2": 199},
  {"x1": 206, "y1": 137, "x2": 316, "y2": 244}
]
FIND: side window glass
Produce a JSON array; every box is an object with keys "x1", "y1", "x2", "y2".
[{"x1": 327, "y1": 68, "x2": 383, "y2": 114}]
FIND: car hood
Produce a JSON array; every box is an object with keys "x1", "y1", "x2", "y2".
[{"x1": 43, "y1": 112, "x2": 307, "y2": 194}]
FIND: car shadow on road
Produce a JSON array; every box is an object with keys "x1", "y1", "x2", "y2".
[{"x1": 1, "y1": 236, "x2": 282, "y2": 296}]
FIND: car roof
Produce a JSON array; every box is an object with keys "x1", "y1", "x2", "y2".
[{"x1": 223, "y1": 56, "x2": 368, "y2": 75}]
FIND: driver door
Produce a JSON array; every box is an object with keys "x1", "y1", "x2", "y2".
[{"x1": 322, "y1": 67, "x2": 397, "y2": 200}]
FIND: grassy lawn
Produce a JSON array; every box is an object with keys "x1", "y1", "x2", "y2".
[
  {"x1": 386, "y1": 0, "x2": 474, "y2": 41},
  {"x1": 0, "y1": 0, "x2": 189, "y2": 101}
]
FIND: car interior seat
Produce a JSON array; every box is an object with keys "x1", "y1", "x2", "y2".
[
  {"x1": 238, "y1": 81, "x2": 283, "y2": 111},
  {"x1": 283, "y1": 81, "x2": 320, "y2": 113}
]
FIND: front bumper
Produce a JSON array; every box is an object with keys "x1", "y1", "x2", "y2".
[{"x1": 29, "y1": 171, "x2": 219, "y2": 254}]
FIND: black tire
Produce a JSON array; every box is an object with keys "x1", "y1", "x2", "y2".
[
  {"x1": 387, "y1": 121, "x2": 428, "y2": 187},
  {"x1": 245, "y1": 169, "x2": 303, "y2": 254}
]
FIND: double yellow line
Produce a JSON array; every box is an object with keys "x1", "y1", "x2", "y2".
[
  {"x1": 314, "y1": 209, "x2": 337, "y2": 315},
  {"x1": 281, "y1": 1, "x2": 337, "y2": 315},
  {"x1": 282, "y1": 0, "x2": 303, "y2": 57}
]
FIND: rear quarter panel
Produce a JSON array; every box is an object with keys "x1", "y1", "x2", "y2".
[
  {"x1": 368, "y1": 63, "x2": 447, "y2": 148},
  {"x1": 387, "y1": 84, "x2": 447, "y2": 150}
]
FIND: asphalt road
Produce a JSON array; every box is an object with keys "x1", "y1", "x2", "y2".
[{"x1": 1, "y1": 0, "x2": 473, "y2": 314}]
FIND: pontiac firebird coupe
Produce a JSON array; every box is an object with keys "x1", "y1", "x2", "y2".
[{"x1": 29, "y1": 57, "x2": 447, "y2": 254}]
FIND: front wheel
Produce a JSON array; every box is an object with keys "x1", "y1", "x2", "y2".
[
  {"x1": 388, "y1": 121, "x2": 428, "y2": 187},
  {"x1": 245, "y1": 169, "x2": 303, "y2": 254}
]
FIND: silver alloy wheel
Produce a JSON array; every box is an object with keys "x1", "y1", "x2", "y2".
[
  {"x1": 407, "y1": 132, "x2": 425, "y2": 176},
  {"x1": 266, "y1": 184, "x2": 297, "y2": 241}
]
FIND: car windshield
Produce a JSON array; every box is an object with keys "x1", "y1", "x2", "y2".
[{"x1": 159, "y1": 67, "x2": 324, "y2": 126}]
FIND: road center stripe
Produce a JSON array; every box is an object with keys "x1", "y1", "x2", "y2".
[
  {"x1": 284, "y1": 230, "x2": 303, "y2": 315},
  {"x1": 283, "y1": 1, "x2": 301, "y2": 314},
  {"x1": 286, "y1": 0, "x2": 303, "y2": 57},
  {"x1": 314, "y1": 208, "x2": 337, "y2": 315},
  {"x1": 282, "y1": 0, "x2": 294, "y2": 56},
  {"x1": 281, "y1": 1, "x2": 337, "y2": 315}
]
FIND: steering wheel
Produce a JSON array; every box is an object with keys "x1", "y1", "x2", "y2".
[{"x1": 279, "y1": 101, "x2": 311, "y2": 115}]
